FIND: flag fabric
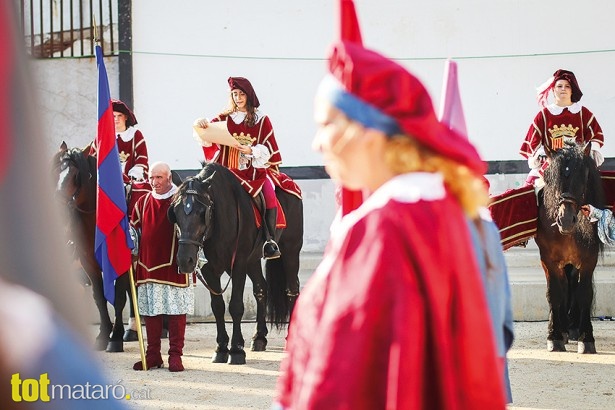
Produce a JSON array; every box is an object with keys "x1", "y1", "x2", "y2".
[
  {"x1": 94, "y1": 44, "x2": 133, "y2": 304},
  {"x1": 338, "y1": 0, "x2": 364, "y2": 216},
  {"x1": 438, "y1": 59, "x2": 468, "y2": 139}
]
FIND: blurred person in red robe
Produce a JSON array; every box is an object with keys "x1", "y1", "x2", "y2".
[
  {"x1": 130, "y1": 162, "x2": 194, "y2": 372},
  {"x1": 273, "y1": 2, "x2": 506, "y2": 409},
  {"x1": 0, "y1": 2, "x2": 127, "y2": 408},
  {"x1": 193, "y1": 77, "x2": 301, "y2": 260}
]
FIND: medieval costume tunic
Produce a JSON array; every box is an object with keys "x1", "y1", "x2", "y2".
[
  {"x1": 202, "y1": 111, "x2": 302, "y2": 199},
  {"x1": 520, "y1": 102, "x2": 604, "y2": 159},
  {"x1": 115, "y1": 127, "x2": 149, "y2": 183},
  {"x1": 275, "y1": 173, "x2": 506, "y2": 410},
  {"x1": 131, "y1": 185, "x2": 194, "y2": 316}
]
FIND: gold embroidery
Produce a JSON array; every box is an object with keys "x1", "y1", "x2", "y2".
[{"x1": 119, "y1": 150, "x2": 129, "y2": 163}]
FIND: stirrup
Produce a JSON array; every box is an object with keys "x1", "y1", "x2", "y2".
[{"x1": 263, "y1": 240, "x2": 281, "y2": 260}]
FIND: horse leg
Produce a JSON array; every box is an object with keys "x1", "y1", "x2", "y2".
[
  {"x1": 90, "y1": 276, "x2": 113, "y2": 351},
  {"x1": 228, "y1": 271, "x2": 247, "y2": 365},
  {"x1": 123, "y1": 282, "x2": 139, "y2": 342},
  {"x1": 565, "y1": 266, "x2": 580, "y2": 342},
  {"x1": 545, "y1": 265, "x2": 567, "y2": 352},
  {"x1": 280, "y1": 243, "x2": 301, "y2": 319},
  {"x1": 208, "y1": 273, "x2": 230, "y2": 363},
  {"x1": 247, "y1": 263, "x2": 268, "y2": 352},
  {"x1": 576, "y1": 270, "x2": 597, "y2": 354},
  {"x1": 106, "y1": 273, "x2": 129, "y2": 352}
]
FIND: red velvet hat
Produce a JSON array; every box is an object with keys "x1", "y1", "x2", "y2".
[
  {"x1": 537, "y1": 69, "x2": 583, "y2": 107},
  {"x1": 320, "y1": 41, "x2": 487, "y2": 176},
  {"x1": 111, "y1": 99, "x2": 138, "y2": 126},
  {"x1": 228, "y1": 77, "x2": 260, "y2": 108}
]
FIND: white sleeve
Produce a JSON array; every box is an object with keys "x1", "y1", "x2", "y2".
[
  {"x1": 250, "y1": 144, "x2": 271, "y2": 168},
  {"x1": 528, "y1": 146, "x2": 546, "y2": 169},
  {"x1": 590, "y1": 141, "x2": 604, "y2": 167}
]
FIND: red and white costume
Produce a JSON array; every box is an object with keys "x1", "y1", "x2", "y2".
[
  {"x1": 520, "y1": 102, "x2": 604, "y2": 159},
  {"x1": 131, "y1": 186, "x2": 193, "y2": 316},
  {"x1": 202, "y1": 112, "x2": 301, "y2": 199},
  {"x1": 276, "y1": 173, "x2": 505, "y2": 409}
]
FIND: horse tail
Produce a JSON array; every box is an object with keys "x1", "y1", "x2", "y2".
[{"x1": 265, "y1": 258, "x2": 290, "y2": 329}]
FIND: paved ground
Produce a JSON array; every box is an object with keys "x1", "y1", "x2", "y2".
[{"x1": 94, "y1": 320, "x2": 615, "y2": 410}]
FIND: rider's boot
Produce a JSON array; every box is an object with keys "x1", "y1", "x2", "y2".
[{"x1": 263, "y1": 208, "x2": 281, "y2": 260}]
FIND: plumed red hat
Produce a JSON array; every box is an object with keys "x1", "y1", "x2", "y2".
[
  {"x1": 537, "y1": 69, "x2": 583, "y2": 107},
  {"x1": 319, "y1": 41, "x2": 486, "y2": 176},
  {"x1": 553, "y1": 69, "x2": 583, "y2": 102},
  {"x1": 228, "y1": 77, "x2": 260, "y2": 108},
  {"x1": 111, "y1": 99, "x2": 138, "y2": 127}
]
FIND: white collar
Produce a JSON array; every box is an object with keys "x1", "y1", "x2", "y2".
[
  {"x1": 230, "y1": 109, "x2": 263, "y2": 124},
  {"x1": 117, "y1": 127, "x2": 137, "y2": 142},
  {"x1": 546, "y1": 102, "x2": 582, "y2": 115},
  {"x1": 336, "y1": 172, "x2": 446, "y2": 232},
  {"x1": 152, "y1": 184, "x2": 177, "y2": 200}
]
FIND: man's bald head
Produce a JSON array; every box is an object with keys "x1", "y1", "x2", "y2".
[{"x1": 149, "y1": 161, "x2": 173, "y2": 195}]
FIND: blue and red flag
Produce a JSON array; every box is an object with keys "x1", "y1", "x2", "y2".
[{"x1": 94, "y1": 44, "x2": 133, "y2": 304}]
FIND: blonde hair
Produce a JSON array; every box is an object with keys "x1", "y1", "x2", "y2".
[{"x1": 383, "y1": 134, "x2": 489, "y2": 218}]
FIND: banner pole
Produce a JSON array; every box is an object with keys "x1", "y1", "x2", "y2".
[{"x1": 129, "y1": 264, "x2": 147, "y2": 370}]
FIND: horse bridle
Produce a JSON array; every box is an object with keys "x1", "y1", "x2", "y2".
[
  {"x1": 176, "y1": 179, "x2": 214, "y2": 247},
  {"x1": 57, "y1": 154, "x2": 95, "y2": 214}
]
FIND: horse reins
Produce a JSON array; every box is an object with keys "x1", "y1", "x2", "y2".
[
  {"x1": 57, "y1": 155, "x2": 96, "y2": 214},
  {"x1": 176, "y1": 180, "x2": 241, "y2": 296}
]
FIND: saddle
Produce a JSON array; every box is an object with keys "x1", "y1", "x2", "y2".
[{"x1": 251, "y1": 193, "x2": 286, "y2": 229}]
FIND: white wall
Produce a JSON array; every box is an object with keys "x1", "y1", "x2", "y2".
[
  {"x1": 32, "y1": 0, "x2": 615, "y2": 252},
  {"x1": 130, "y1": 0, "x2": 615, "y2": 167}
]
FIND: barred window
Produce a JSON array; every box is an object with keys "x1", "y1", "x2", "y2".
[{"x1": 19, "y1": 0, "x2": 118, "y2": 58}]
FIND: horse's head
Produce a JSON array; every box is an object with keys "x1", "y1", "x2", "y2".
[
  {"x1": 169, "y1": 172, "x2": 216, "y2": 273},
  {"x1": 52, "y1": 142, "x2": 95, "y2": 213},
  {"x1": 543, "y1": 141, "x2": 593, "y2": 234}
]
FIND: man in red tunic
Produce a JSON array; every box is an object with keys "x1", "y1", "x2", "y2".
[
  {"x1": 520, "y1": 69, "x2": 605, "y2": 187},
  {"x1": 131, "y1": 161, "x2": 193, "y2": 372},
  {"x1": 273, "y1": 2, "x2": 506, "y2": 409},
  {"x1": 90, "y1": 99, "x2": 150, "y2": 184}
]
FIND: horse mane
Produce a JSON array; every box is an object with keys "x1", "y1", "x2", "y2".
[{"x1": 543, "y1": 142, "x2": 605, "y2": 249}]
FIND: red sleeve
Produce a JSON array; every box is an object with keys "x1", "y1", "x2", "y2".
[
  {"x1": 259, "y1": 116, "x2": 282, "y2": 169},
  {"x1": 583, "y1": 106, "x2": 604, "y2": 147},
  {"x1": 520, "y1": 110, "x2": 545, "y2": 158},
  {"x1": 132, "y1": 130, "x2": 149, "y2": 172}
]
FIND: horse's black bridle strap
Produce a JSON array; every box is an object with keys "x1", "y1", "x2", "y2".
[{"x1": 178, "y1": 238, "x2": 203, "y2": 247}]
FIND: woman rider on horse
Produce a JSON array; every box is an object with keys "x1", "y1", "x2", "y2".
[{"x1": 194, "y1": 77, "x2": 301, "y2": 260}]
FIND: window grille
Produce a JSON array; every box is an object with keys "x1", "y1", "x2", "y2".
[{"x1": 19, "y1": 0, "x2": 118, "y2": 58}]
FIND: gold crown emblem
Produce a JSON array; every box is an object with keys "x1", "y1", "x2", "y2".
[
  {"x1": 119, "y1": 151, "x2": 129, "y2": 163},
  {"x1": 548, "y1": 124, "x2": 579, "y2": 139},
  {"x1": 232, "y1": 132, "x2": 256, "y2": 146}
]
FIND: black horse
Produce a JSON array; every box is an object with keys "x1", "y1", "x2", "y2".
[
  {"x1": 537, "y1": 141, "x2": 605, "y2": 354},
  {"x1": 169, "y1": 162, "x2": 304, "y2": 364},
  {"x1": 52, "y1": 141, "x2": 132, "y2": 352}
]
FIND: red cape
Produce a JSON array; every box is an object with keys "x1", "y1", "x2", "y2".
[{"x1": 276, "y1": 182, "x2": 505, "y2": 409}]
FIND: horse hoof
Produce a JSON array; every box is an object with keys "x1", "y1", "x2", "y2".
[
  {"x1": 228, "y1": 351, "x2": 247, "y2": 365},
  {"x1": 251, "y1": 338, "x2": 267, "y2": 352},
  {"x1": 547, "y1": 340, "x2": 566, "y2": 352},
  {"x1": 568, "y1": 328, "x2": 580, "y2": 342},
  {"x1": 105, "y1": 341, "x2": 124, "y2": 353},
  {"x1": 212, "y1": 351, "x2": 229, "y2": 363},
  {"x1": 123, "y1": 329, "x2": 138, "y2": 342},
  {"x1": 578, "y1": 341, "x2": 597, "y2": 354},
  {"x1": 161, "y1": 328, "x2": 169, "y2": 339},
  {"x1": 95, "y1": 338, "x2": 109, "y2": 351}
]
